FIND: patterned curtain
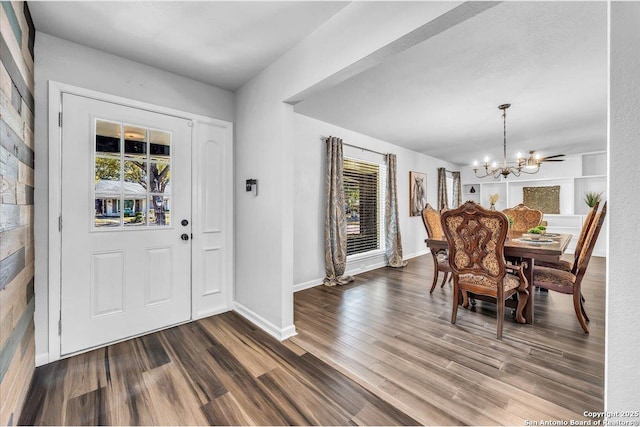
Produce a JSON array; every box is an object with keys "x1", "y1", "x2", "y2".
[
  {"x1": 385, "y1": 154, "x2": 408, "y2": 268},
  {"x1": 437, "y1": 167, "x2": 449, "y2": 211},
  {"x1": 451, "y1": 171, "x2": 462, "y2": 208},
  {"x1": 323, "y1": 137, "x2": 354, "y2": 286}
]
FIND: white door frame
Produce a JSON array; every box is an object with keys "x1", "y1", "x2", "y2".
[{"x1": 47, "y1": 81, "x2": 234, "y2": 363}]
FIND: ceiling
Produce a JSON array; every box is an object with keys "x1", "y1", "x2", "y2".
[
  {"x1": 295, "y1": 1, "x2": 608, "y2": 166},
  {"x1": 29, "y1": 2, "x2": 608, "y2": 166},
  {"x1": 28, "y1": 1, "x2": 348, "y2": 91}
]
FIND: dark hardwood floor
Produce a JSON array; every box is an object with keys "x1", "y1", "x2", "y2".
[
  {"x1": 291, "y1": 254, "x2": 606, "y2": 426},
  {"x1": 19, "y1": 312, "x2": 418, "y2": 426},
  {"x1": 20, "y1": 254, "x2": 605, "y2": 426}
]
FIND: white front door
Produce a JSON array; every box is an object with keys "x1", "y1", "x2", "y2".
[{"x1": 60, "y1": 93, "x2": 192, "y2": 355}]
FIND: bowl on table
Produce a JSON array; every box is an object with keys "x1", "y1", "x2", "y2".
[{"x1": 522, "y1": 233, "x2": 543, "y2": 240}]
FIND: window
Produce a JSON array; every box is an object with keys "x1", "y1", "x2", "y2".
[
  {"x1": 94, "y1": 119, "x2": 172, "y2": 229},
  {"x1": 446, "y1": 174, "x2": 454, "y2": 208},
  {"x1": 343, "y1": 157, "x2": 386, "y2": 256}
]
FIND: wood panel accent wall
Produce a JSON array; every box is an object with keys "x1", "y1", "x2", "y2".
[{"x1": 0, "y1": 2, "x2": 35, "y2": 425}]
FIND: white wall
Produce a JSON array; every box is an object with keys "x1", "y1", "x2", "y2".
[
  {"x1": 607, "y1": 1, "x2": 640, "y2": 413},
  {"x1": 293, "y1": 114, "x2": 457, "y2": 290},
  {"x1": 33, "y1": 33, "x2": 234, "y2": 361},
  {"x1": 234, "y1": 2, "x2": 462, "y2": 337}
]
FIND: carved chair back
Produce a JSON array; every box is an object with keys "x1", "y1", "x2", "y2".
[
  {"x1": 503, "y1": 203, "x2": 543, "y2": 233},
  {"x1": 441, "y1": 201, "x2": 509, "y2": 282}
]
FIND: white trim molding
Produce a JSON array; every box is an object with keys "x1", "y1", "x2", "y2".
[
  {"x1": 293, "y1": 278, "x2": 323, "y2": 293},
  {"x1": 346, "y1": 248, "x2": 385, "y2": 263},
  {"x1": 233, "y1": 302, "x2": 297, "y2": 341}
]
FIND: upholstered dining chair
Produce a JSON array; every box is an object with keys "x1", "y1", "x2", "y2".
[
  {"x1": 536, "y1": 201, "x2": 600, "y2": 273},
  {"x1": 533, "y1": 202, "x2": 607, "y2": 333},
  {"x1": 441, "y1": 201, "x2": 529, "y2": 339},
  {"x1": 503, "y1": 203, "x2": 544, "y2": 233},
  {"x1": 421, "y1": 204, "x2": 452, "y2": 293}
]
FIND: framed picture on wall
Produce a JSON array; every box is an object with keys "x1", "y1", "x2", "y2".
[
  {"x1": 409, "y1": 171, "x2": 427, "y2": 216},
  {"x1": 523, "y1": 185, "x2": 561, "y2": 214}
]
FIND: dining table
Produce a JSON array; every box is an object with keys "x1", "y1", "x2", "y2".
[{"x1": 425, "y1": 232, "x2": 573, "y2": 324}]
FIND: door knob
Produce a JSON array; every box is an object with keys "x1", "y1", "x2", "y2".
[
  {"x1": 181, "y1": 233, "x2": 189, "y2": 241},
  {"x1": 181, "y1": 219, "x2": 189, "y2": 226}
]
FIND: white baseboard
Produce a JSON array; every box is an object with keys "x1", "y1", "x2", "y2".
[
  {"x1": 35, "y1": 352, "x2": 49, "y2": 367},
  {"x1": 233, "y1": 302, "x2": 297, "y2": 341},
  {"x1": 293, "y1": 260, "x2": 387, "y2": 294},
  {"x1": 279, "y1": 324, "x2": 298, "y2": 341},
  {"x1": 293, "y1": 278, "x2": 323, "y2": 293},
  {"x1": 293, "y1": 250, "x2": 430, "y2": 293}
]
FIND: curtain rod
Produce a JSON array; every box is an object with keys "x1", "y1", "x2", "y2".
[
  {"x1": 438, "y1": 166, "x2": 458, "y2": 174},
  {"x1": 321, "y1": 136, "x2": 388, "y2": 156},
  {"x1": 321, "y1": 137, "x2": 458, "y2": 172}
]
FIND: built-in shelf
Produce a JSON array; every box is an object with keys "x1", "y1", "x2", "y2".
[{"x1": 462, "y1": 184, "x2": 481, "y2": 204}]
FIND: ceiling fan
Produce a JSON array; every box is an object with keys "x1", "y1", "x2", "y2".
[
  {"x1": 528, "y1": 151, "x2": 566, "y2": 163},
  {"x1": 529, "y1": 151, "x2": 564, "y2": 162}
]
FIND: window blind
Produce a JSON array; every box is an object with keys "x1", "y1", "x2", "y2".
[{"x1": 343, "y1": 157, "x2": 386, "y2": 256}]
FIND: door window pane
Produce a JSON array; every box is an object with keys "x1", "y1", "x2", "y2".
[
  {"x1": 95, "y1": 158, "x2": 121, "y2": 193},
  {"x1": 124, "y1": 124, "x2": 147, "y2": 158},
  {"x1": 95, "y1": 120, "x2": 120, "y2": 156},
  {"x1": 124, "y1": 198, "x2": 147, "y2": 227},
  {"x1": 148, "y1": 196, "x2": 170, "y2": 226},
  {"x1": 124, "y1": 160, "x2": 147, "y2": 192},
  {"x1": 149, "y1": 163, "x2": 170, "y2": 194},
  {"x1": 149, "y1": 129, "x2": 171, "y2": 161},
  {"x1": 95, "y1": 198, "x2": 121, "y2": 227}
]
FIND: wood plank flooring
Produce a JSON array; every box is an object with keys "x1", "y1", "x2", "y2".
[
  {"x1": 291, "y1": 254, "x2": 606, "y2": 426},
  {"x1": 19, "y1": 311, "x2": 418, "y2": 426},
  {"x1": 20, "y1": 254, "x2": 604, "y2": 426}
]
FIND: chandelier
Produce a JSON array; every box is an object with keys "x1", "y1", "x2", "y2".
[{"x1": 473, "y1": 104, "x2": 541, "y2": 179}]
